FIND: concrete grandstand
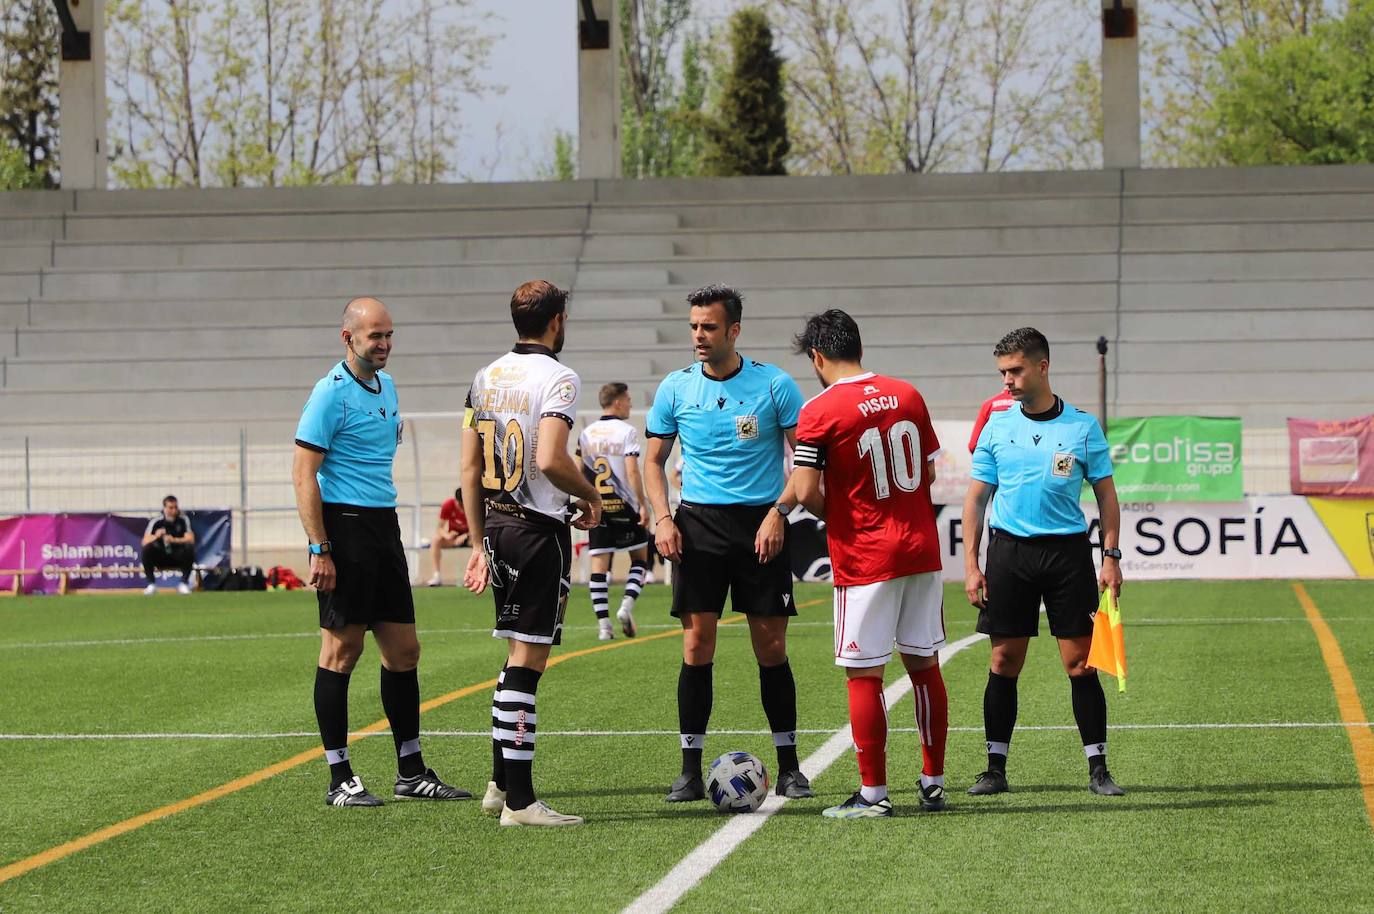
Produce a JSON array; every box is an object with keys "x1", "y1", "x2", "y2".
[{"x1": 2, "y1": 164, "x2": 1372, "y2": 563}]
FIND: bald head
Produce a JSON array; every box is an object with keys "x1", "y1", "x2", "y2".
[
  {"x1": 343, "y1": 296, "x2": 389, "y2": 331},
  {"x1": 340, "y1": 296, "x2": 394, "y2": 376}
]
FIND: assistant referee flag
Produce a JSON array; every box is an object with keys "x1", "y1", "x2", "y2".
[{"x1": 1088, "y1": 590, "x2": 1127, "y2": 692}]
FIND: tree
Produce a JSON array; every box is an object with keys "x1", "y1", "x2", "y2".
[
  {"x1": 0, "y1": 2, "x2": 60, "y2": 187},
  {"x1": 1141, "y1": 0, "x2": 1343, "y2": 165},
  {"x1": 770, "y1": 0, "x2": 1091, "y2": 175},
  {"x1": 619, "y1": 0, "x2": 709, "y2": 177},
  {"x1": 106, "y1": 0, "x2": 499, "y2": 188},
  {"x1": 702, "y1": 7, "x2": 788, "y2": 176},
  {"x1": 1203, "y1": 1, "x2": 1374, "y2": 165}
]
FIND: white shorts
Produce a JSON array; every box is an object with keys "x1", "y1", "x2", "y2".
[{"x1": 833, "y1": 572, "x2": 946, "y2": 668}]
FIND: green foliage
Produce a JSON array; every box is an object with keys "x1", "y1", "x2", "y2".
[
  {"x1": 619, "y1": 0, "x2": 709, "y2": 177},
  {"x1": 1205, "y1": 2, "x2": 1374, "y2": 164},
  {"x1": 0, "y1": 2, "x2": 59, "y2": 187},
  {"x1": 1142, "y1": 0, "x2": 1345, "y2": 166},
  {"x1": 0, "y1": 142, "x2": 46, "y2": 189},
  {"x1": 535, "y1": 129, "x2": 577, "y2": 181},
  {"x1": 701, "y1": 7, "x2": 788, "y2": 177}
]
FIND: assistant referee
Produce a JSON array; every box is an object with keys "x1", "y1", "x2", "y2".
[
  {"x1": 644, "y1": 284, "x2": 815, "y2": 803},
  {"x1": 293, "y1": 297, "x2": 470, "y2": 807},
  {"x1": 962, "y1": 327, "x2": 1125, "y2": 797}
]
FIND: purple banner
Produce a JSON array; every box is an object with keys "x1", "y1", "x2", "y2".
[{"x1": 0, "y1": 511, "x2": 232, "y2": 595}]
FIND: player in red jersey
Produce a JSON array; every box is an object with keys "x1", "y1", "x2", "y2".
[
  {"x1": 968, "y1": 390, "x2": 1015, "y2": 453},
  {"x1": 790, "y1": 310, "x2": 949, "y2": 818}
]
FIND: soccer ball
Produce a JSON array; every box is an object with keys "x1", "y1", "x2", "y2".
[{"x1": 706, "y1": 752, "x2": 771, "y2": 813}]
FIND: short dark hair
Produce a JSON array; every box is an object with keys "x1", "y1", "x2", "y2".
[
  {"x1": 792, "y1": 309, "x2": 863, "y2": 362},
  {"x1": 994, "y1": 327, "x2": 1050, "y2": 362},
  {"x1": 510, "y1": 280, "x2": 568, "y2": 339},
  {"x1": 163, "y1": 495, "x2": 178, "y2": 506},
  {"x1": 686, "y1": 283, "x2": 743, "y2": 325},
  {"x1": 599, "y1": 382, "x2": 629, "y2": 409}
]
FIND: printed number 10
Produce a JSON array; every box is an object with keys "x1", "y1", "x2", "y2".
[{"x1": 857, "y1": 420, "x2": 921, "y2": 499}]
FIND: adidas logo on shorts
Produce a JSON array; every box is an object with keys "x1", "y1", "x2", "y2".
[{"x1": 844, "y1": 641, "x2": 861, "y2": 653}]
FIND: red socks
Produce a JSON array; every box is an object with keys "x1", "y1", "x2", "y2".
[
  {"x1": 909, "y1": 664, "x2": 948, "y2": 778},
  {"x1": 846, "y1": 675, "x2": 888, "y2": 788}
]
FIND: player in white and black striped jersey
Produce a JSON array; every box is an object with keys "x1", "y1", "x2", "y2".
[
  {"x1": 461, "y1": 280, "x2": 603, "y2": 827},
  {"x1": 578, "y1": 382, "x2": 652, "y2": 641}
]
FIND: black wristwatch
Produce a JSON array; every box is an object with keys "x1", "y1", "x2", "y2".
[
  {"x1": 309, "y1": 541, "x2": 332, "y2": 556},
  {"x1": 773, "y1": 502, "x2": 790, "y2": 518},
  {"x1": 1102, "y1": 547, "x2": 1122, "y2": 561}
]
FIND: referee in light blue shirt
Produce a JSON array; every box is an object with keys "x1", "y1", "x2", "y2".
[
  {"x1": 962, "y1": 327, "x2": 1125, "y2": 798},
  {"x1": 644, "y1": 284, "x2": 816, "y2": 803},
  {"x1": 292, "y1": 297, "x2": 468, "y2": 808}
]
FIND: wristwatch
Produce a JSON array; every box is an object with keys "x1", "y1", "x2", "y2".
[
  {"x1": 309, "y1": 541, "x2": 332, "y2": 556},
  {"x1": 774, "y1": 502, "x2": 790, "y2": 518},
  {"x1": 1102, "y1": 547, "x2": 1122, "y2": 560}
]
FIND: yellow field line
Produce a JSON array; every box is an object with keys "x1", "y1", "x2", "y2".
[
  {"x1": 1293, "y1": 582, "x2": 1374, "y2": 829},
  {"x1": 0, "y1": 597, "x2": 826, "y2": 885}
]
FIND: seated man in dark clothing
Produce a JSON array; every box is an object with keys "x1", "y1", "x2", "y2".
[{"x1": 142, "y1": 495, "x2": 196, "y2": 595}]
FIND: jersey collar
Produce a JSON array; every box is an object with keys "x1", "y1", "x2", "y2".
[
  {"x1": 701, "y1": 354, "x2": 744, "y2": 382},
  {"x1": 598, "y1": 414, "x2": 619, "y2": 421},
  {"x1": 830, "y1": 371, "x2": 875, "y2": 386},
  {"x1": 513, "y1": 342, "x2": 559, "y2": 361},
  {"x1": 339, "y1": 359, "x2": 381, "y2": 395},
  {"x1": 1022, "y1": 396, "x2": 1064, "y2": 422}
]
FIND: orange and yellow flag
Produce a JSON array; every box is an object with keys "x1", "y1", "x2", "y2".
[{"x1": 1087, "y1": 589, "x2": 1127, "y2": 692}]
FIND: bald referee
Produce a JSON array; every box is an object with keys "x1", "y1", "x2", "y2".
[
  {"x1": 962, "y1": 327, "x2": 1124, "y2": 797},
  {"x1": 293, "y1": 297, "x2": 470, "y2": 807}
]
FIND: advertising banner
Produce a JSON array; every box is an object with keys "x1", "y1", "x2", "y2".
[
  {"x1": 1093, "y1": 416, "x2": 1243, "y2": 502},
  {"x1": 0, "y1": 511, "x2": 232, "y2": 594},
  {"x1": 1287, "y1": 414, "x2": 1374, "y2": 498},
  {"x1": 789, "y1": 497, "x2": 1371, "y2": 583}
]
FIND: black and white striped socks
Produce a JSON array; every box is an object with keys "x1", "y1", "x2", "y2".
[
  {"x1": 589, "y1": 572, "x2": 610, "y2": 620},
  {"x1": 623, "y1": 562, "x2": 647, "y2": 607},
  {"x1": 493, "y1": 665, "x2": 541, "y2": 810}
]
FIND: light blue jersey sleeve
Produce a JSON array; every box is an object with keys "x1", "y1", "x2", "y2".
[
  {"x1": 295, "y1": 379, "x2": 342, "y2": 451},
  {"x1": 970, "y1": 422, "x2": 998, "y2": 485},
  {"x1": 1085, "y1": 418, "x2": 1113, "y2": 483},
  {"x1": 771, "y1": 371, "x2": 803, "y2": 429},
  {"x1": 646, "y1": 374, "x2": 678, "y2": 437}
]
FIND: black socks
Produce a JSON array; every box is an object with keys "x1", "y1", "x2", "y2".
[
  {"x1": 983, "y1": 671, "x2": 1018, "y2": 773},
  {"x1": 759, "y1": 660, "x2": 800, "y2": 773},
  {"x1": 380, "y1": 665, "x2": 425, "y2": 778},
  {"x1": 314, "y1": 667, "x2": 353, "y2": 788},
  {"x1": 1070, "y1": 671, "x2": 1109, "y2": 772},
  {"x1": 678, "y1": 662, "x2": 713, "y2": 777}
]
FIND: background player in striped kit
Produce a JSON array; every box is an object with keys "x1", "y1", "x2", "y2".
[
  {"x1": 790, "y1": 310, "x2": 950, "y2": 817},
  {"x1": 461, "y1": 280, "x2": 602, "y2": 827},
  {"x1": 578, "y1": 382, "x2": 652, "y2": 640}
]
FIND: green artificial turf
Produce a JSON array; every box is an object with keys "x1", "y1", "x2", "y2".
[{"x1": 0, "y1": 580, "x2": 1370, "y2": 913}]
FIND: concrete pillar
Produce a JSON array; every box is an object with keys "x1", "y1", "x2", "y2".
[
  {"x1": 578, "y1": 0, "x2": 619, "y2": 179},
  {"x1": 1101, "y1": 0, "x2": 1140, "y2": 169},
  {"x1": 57, "y1": 0, "x2": 108, "y2": 189}
]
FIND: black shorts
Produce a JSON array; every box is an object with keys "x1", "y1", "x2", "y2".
[
  {"x1": 588, "y1": 507, "x2": 648, "y2": 555},
  {"x1": 672, "y1": 502, "x2": 795, "y2": 618},
  {"x1": 317, "y1": 504, "x2": 415, "y2": 630},
  {"x1": 977, "y1": 529, "x2": 1098, "y2": 639},
  {"x1": 485, "y1": 513, "x2": 571, "y2": 645}
]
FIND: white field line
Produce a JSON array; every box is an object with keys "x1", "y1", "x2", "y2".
[
  {"x1": 620, "y1": 631, "x2": 986, "y2": 914},
  {"x1": 0, "y1": 721, "x2": 1370, "y2": 741},
  {"x1": 3, "y1": 616, "x2": 1367, "y2": 651}
]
